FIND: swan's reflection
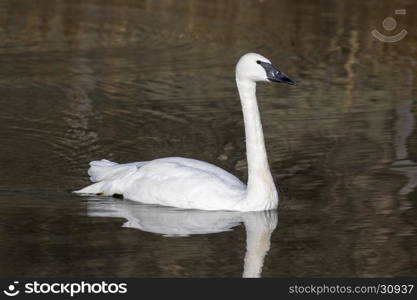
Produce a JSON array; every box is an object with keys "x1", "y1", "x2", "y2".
[{"x1": 87, "y1": 198, "x2": 278, "y2": 277}]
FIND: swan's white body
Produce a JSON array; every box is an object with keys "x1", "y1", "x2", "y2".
[{"x1": 75, "y1": 53, "x2": 294, "y2": 211}]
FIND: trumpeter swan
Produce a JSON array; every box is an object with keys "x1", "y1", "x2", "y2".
[
  {"x1": 87, "y1": 198, "x2": 278, "y2": 277},
  {"x1": 74, "y1": 53, "x2": 295, "y2": 211}
]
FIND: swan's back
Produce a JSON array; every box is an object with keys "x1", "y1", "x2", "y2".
[{"x1": 142, "y1": 157, "x2": 245, "y2": 188}]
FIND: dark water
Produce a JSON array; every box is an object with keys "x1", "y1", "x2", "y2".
[{"x1": 1, "y1": 0, "x2": 417, "y2": 277}]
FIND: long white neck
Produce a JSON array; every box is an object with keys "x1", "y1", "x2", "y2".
[{"x1": 236, "y1": 78, "x2": 278, "y2": 210}]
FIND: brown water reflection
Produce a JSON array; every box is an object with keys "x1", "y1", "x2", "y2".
[{"x1": 0, "y1": 0, "x2": 416, "y2": 277}]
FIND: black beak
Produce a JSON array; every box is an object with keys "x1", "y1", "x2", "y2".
[{"x1": 258, "y1": 61, "x2": 296, "y2": 85}]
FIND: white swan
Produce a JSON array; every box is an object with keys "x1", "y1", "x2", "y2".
[
  {"x1": 87, "y1": 198, "x2": 278, "y2": 277},
  {"x1": 74, "y1": 53, "x2": 295, "y2": 211}
]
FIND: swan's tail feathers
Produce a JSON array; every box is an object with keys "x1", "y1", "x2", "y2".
[
  {"x1": 73, "y1": 181, "x2": 106, "y2": 195},
  {"x1": 73, "y1": 159, "x2": 148, "y2": 195},
  {"x1": 88, "y1": 159, "x2": 119, "y2": 182}
]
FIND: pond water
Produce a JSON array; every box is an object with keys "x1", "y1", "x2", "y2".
[{"x1": 0, "y1": 0, "x2": 416, "y2": 277}]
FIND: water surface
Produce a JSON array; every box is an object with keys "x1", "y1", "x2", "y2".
[{"x1": 0, "y1": 0, "x2": 417, "y2": 277}]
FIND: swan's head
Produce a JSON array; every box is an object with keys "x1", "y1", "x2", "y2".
[{"x1": 236, "y1": 53, "x2": 295, "y2": 85}]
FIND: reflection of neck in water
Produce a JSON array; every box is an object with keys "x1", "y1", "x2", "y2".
[
  {"x1": 87, "y1": 198, "x2": 278, "y2": 277},
  {"x1": 242, "y1": 210, "x2": 277, "y2": 278}
]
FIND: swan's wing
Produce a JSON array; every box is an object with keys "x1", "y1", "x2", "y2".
[
  {"x1": 124, "y1": 157, "x2": 246, "y2": 210},
  {"x1": 149, "y1": 157, "x2": 245, "y2": 187}
]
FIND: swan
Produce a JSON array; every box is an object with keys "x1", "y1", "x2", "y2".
[
  {"x1": 87, "y1": 197, "x2": 278, "y2": 277},
  {"x1": 74, "y1": 53, "x2": 295, "y2": 211}
]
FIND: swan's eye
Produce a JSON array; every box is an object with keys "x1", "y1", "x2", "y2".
[{"x1": 256, "y1": 60, "x2": 261, "y2": 64}]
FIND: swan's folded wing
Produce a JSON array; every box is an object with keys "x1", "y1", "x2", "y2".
[{"x1": 124, "y1": 158, "x2": 246, "y2": 210}]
